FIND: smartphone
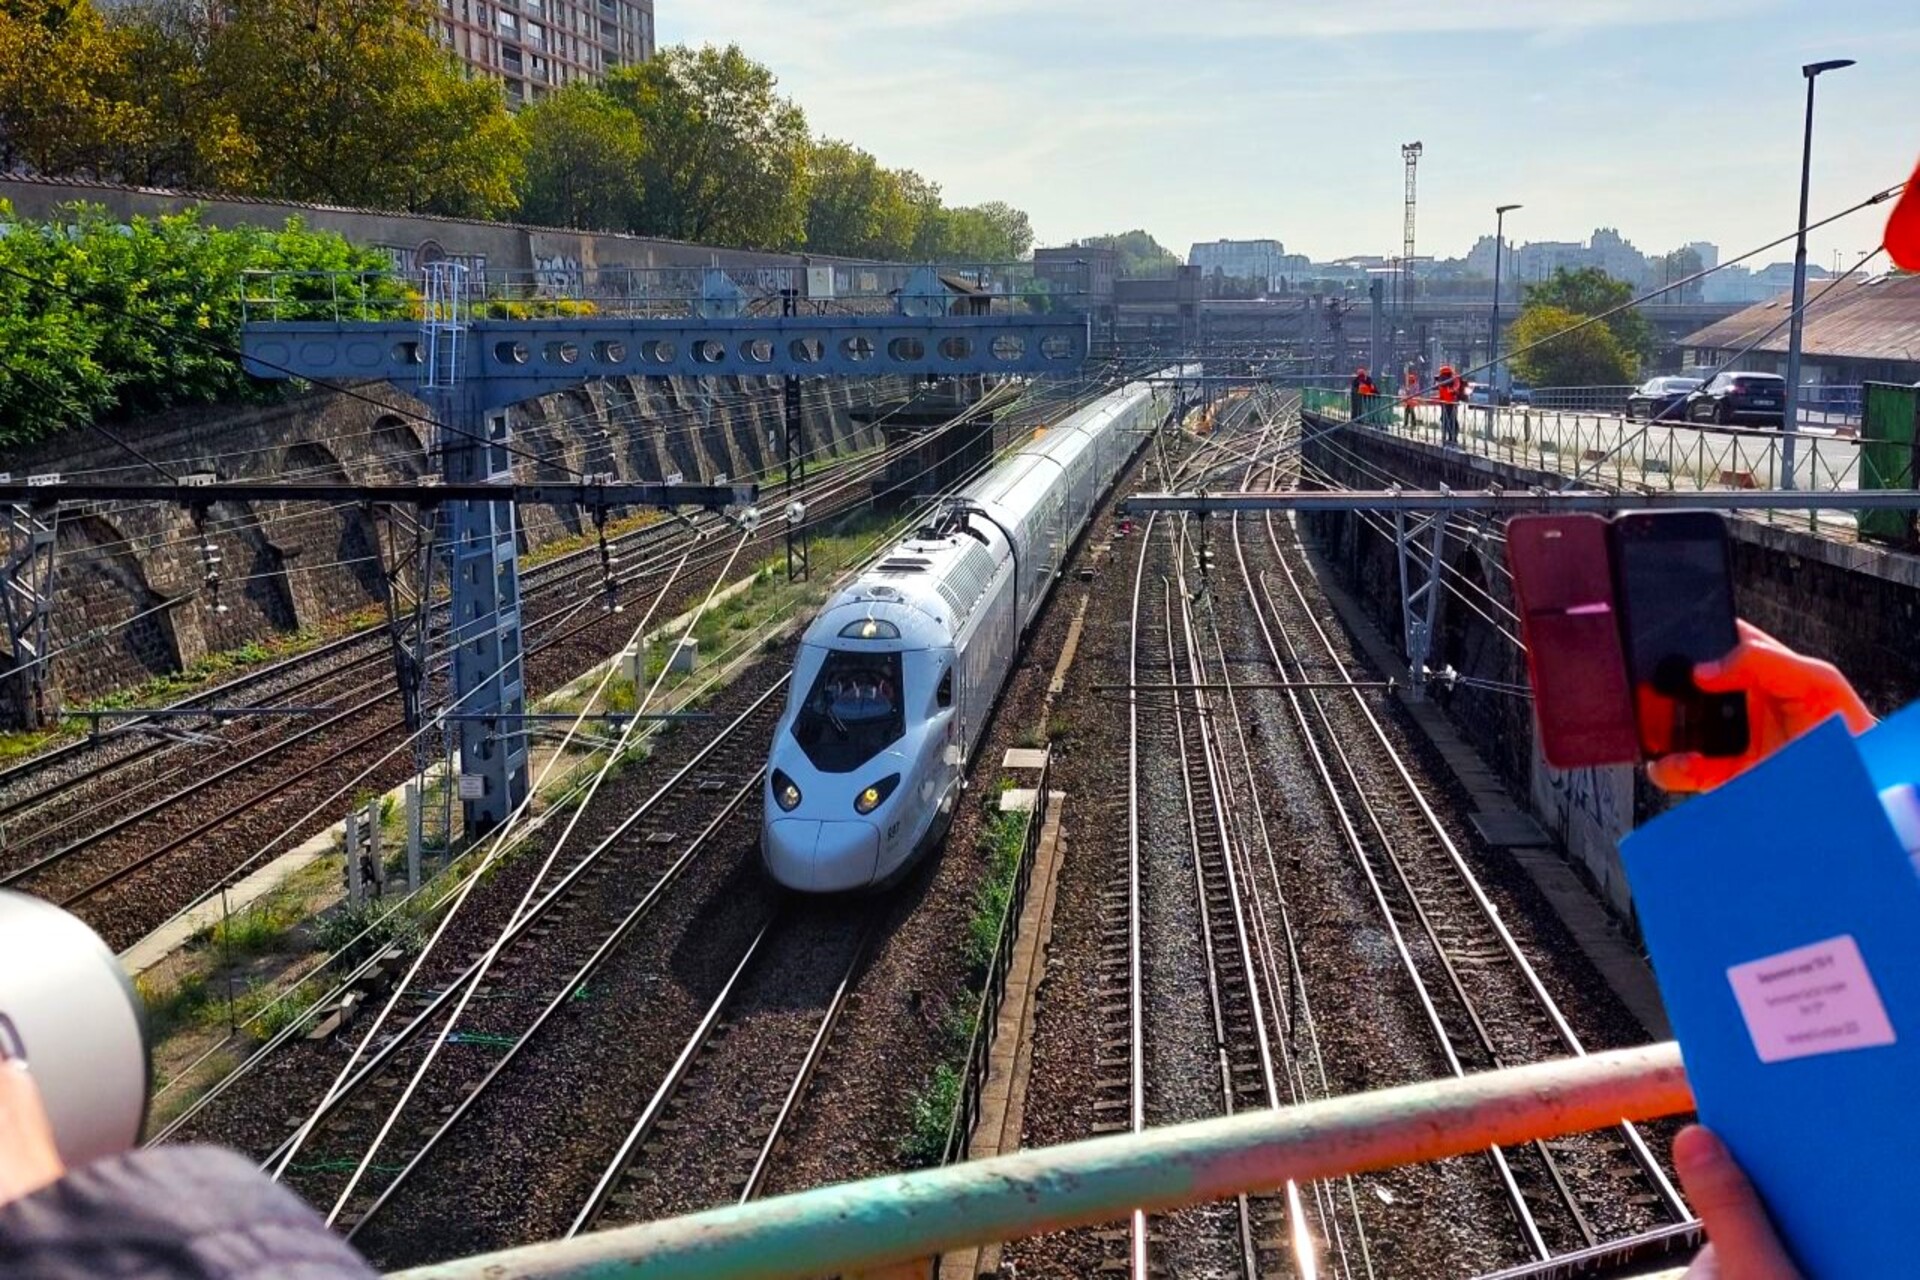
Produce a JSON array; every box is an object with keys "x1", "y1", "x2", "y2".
[
  {"x1": 1506, "y1": 515, "x2": 1640, "y2": 768},
  {"x1": 1609, "y1": 512, "x2": 1749, "y2": 758}
]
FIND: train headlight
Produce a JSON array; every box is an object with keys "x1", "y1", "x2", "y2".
[
  {"x1": 854, "y1": 773, "x2": 901, "y2": 815},
  {"x1": 772, "y1": 768, "x2": 803, "y2": 812}
]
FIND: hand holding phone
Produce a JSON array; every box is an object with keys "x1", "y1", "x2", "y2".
[
  {"x1": 1647, "y1": 620, "x2": 1876, "y2": 793},
  {"x1": 1506, "y1": 510, "x2": 1749, "y2": 770},
  {"x1": 1609, "y1": 512, "x2": 1748, "y2": 761}
]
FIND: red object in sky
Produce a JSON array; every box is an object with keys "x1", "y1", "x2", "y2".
[{"x1": 1885, "y1": 155, "x2": 1920, "y2": 271}]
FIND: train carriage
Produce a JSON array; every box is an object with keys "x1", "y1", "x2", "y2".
[{"x1": 762, "y1": 369, "x2": 1191, "y2": 891}]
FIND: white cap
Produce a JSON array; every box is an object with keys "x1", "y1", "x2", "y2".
[{"x1": 0, "y1": 891, "x2": 148, "y2": 1165}]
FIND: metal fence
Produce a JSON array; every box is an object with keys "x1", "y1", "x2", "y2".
[
  {"x1": 1307, "y1": 393, "x2": 1866, "y2": 533},
  {"x1": 940, "y1": 752, "x2": 1052, "y2": 1167}
]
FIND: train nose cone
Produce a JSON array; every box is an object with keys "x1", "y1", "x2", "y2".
[{"x1": 764, "y1": 819, "x2": 880, "y2": 892}]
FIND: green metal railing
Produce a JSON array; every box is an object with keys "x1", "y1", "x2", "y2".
[
  {"x1": 390, "y1": 1043, "x2": 1691, "y2": 1280},
  {"x1": 1303, "y1": 395, "x2": 1870, "y2": 533}
]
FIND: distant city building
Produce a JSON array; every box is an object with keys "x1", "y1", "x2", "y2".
[
  {"x1": 1685, "y1": 241, "x2": 1720, "y2": 272},
  {"x1": 1700, "y1": 261, "x2": 1833, "y2": 304},
  {"x1": 1033, "y1": 244, "x2": 1118, "y2": 305},
  {"x1": 436, "y1": 0, "x2": 654, "y2": 106},
  {"x1": 1188, "y1": 238, "x2": 1299, "y2": 291}
]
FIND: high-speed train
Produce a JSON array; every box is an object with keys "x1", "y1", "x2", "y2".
[{"x1": 762, "y1": 369, "x2": 1190, "y2": 891}]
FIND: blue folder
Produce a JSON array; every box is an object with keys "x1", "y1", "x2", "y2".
[{"x1": 1621, "y1": 708, "x2": 1920, "y2": 1277}]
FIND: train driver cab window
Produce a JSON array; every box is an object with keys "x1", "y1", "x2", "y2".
[
  {"x1": 937, "y1": 669, "x2": 953, "y2": 709},
  {"x1": 793, "y1": 651, "x2": 906, "y2": 773}
]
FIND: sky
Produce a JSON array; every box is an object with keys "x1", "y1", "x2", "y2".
[{"x1": 660, "y1": 1, "x2": 1919, "y2": 273}]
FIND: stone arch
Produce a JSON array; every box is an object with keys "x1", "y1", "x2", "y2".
[
  {"x1": 276, "y1": 442, "x2": 385, "y2": 623},
  {"x1": 372, "y1": 414, "x2": 427, "y2": 477},
  {"x1": 49, "y1": 514, "x2": 182, "y2": 698}
]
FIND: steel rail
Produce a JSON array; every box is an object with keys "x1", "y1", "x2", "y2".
[
  {"x1": 571, "y1": 917, "x2": 876, "y2": 1235},
  {"x1": 341, "y1": 768, "x2": 768, "y2": 1240},
  {"x1": 1225, "y1": 478, "x2": 1552, "y2": 1260},
  {"x1": 1259, "y1": 498, "x2": 1688, "y2": 1225},
  {"x1": 246, "y1": 678, "x2": 788, "y2": 1169},
  {"x1": 1164, "y1": 562, "x2": 1306, "y2": 1279}
]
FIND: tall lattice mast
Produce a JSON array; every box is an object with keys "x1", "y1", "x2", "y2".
[{"x1": 1401, "y1": 141, "x2": 1423, "y2": 309}]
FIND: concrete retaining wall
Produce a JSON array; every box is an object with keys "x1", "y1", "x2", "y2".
[
  {"x1": 0, "y1": 174, "x2": 839, "y2": 282},
  {"x1": 1301, "y1": 416, "x2": 1920, "y2": 931}
]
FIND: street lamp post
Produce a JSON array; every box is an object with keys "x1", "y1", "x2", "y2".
[
  {"x1": 1490, "y1": 204, "x2": 1521, "y2": 398},
  {"x1": 1782, "y1": 58, "x2": 1854, "y2": 490}
]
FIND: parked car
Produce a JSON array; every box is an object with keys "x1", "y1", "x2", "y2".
[
  {"x1": 1510, "y1": 381, "x2": 1534, "y2": 406},
  {"x1": 1684, "y1": 372, "x2": 1787, "y2": 425},
  {"x1": 1626, "y1": 376, "x2": 1704, "y2": 422}
]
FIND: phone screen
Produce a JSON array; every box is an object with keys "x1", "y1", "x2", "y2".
[{"x1": 1611, "y1": 513, "x2": 1747, "y2": 757}]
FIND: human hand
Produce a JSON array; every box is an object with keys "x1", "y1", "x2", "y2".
[
  {"x1": 0, "y1": 1058, "x2": 65, "y2": 1207},
  {"x1": 1676, "y1": 1125, "x2": 1802, "y2": 1279},
  {"x1": 1648, "y1": 621, "x2": 1874, "y2": 794}
]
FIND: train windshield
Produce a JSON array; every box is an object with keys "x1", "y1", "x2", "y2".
[{"x1": 792, "y1": 650, "x2": 906, "y2": 774}]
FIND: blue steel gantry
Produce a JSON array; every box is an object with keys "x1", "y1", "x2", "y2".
[{"x1": 226, "y1": 261, "x2": 1092, "y2": 835}]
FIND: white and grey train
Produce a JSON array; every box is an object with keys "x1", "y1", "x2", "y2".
[{"x1": 762, "y1": 370, "x2": 1190, "y2": 892}]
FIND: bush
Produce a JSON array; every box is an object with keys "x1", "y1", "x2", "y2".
[{"x1": 0, "y1": 202, "x2": 406, "y2": 447}]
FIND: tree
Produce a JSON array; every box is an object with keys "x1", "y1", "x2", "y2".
[
  {"x1": 0, "y1": 0, "x2": 150, "y2": 175},
  {"x1": 519, "y1": 85, "x2": 644, "y2": 231},
  {"x1": 1508, "y1": 303, "x2": 1633, "y2": 388},
  {"x1": 608, "y1": 44, "x2": 809, "y2": 249},
  {"x1": 804, "y1": 139, "x2": 918, "y2": 258},
  {"x1": 0, "y1": 202, "x2": 404, "y2": 446},
  {"x1": 117, "y1": 0, "x2": 524, "y2": 216},
  {"x1": 1081, "y1": 230, "x2": 1180, "y2": 278},
  {"x1": 1523, "y1": 266, "x2": 1654, "y2": 364},
  {"x1": 919, "y1": 202, "x2": 1033, "y2": 261}
]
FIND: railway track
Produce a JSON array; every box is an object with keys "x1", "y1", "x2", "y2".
[
  {"x1": 569, "y1": 907, "x2": 873, "y2": 1234},
  {"x1": 1227, "y1": 408, "x2": 1692, "y2": 1270},
  {"x1": 0, "y1": 399, "x2": 1014, "y2": 949},
  {"x1": 266, "y1": 677, "x2": 790, "y2": 1228}
]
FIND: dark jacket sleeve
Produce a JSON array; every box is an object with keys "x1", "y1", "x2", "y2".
[{"x1": 0, "y1": 1145, "x2": 378, "y2": 1280}]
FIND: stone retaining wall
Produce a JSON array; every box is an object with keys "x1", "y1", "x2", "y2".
[{"x1": 17, "y1": 375, "x2": 897, "y2": 705}]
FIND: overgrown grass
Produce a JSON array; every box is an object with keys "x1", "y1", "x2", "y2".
[
  {"x1": 77, "y1": 630, "x2": 319, "y2": 714},
  {"x1": 192, "y1": 899, "x2": 305, "y2": 957},
  {"x1": 314, "y1": 899, "x2": 424, "y2": 966},
  {"x1": 900, "y1": 1062, "x2": 963, "y2": 1168},
  {"x1": 900, "y1": 790, "x2": 1035, "y2": 1169},
  {"x1": 964, "y1": 807, "x2": 1031, "y2": 970}
]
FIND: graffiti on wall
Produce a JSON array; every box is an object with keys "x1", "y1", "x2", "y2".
[
  {"x1": 533, "y1": 252, "x2": 584, "y2": 297},
  {"x1": 377, "y1": 238, "x2": 488, "y2": 279}
]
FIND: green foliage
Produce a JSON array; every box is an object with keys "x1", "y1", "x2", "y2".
[
  {"x1": 0, "y1": 0, "x2": 151, "y2": 174},
  {"x1": 0, "y1": 202, "x2": 404, "y2": 445},
  {"x1": 4, "y1": 0, "x2": 522, "y2": 216},
  {"x1": 1522, "y1": 266, "x2": 1654, "y2": 365},
  {"x1": 1509, "y1": 303, "x2": 1634, "y2": 388},
  {"x1": 607, "y1": 43, "x2": 810, "y2": 249},
  {"x1": 914, "y1": 201, "x2": 1034, "y2": 262},
  {"x1": 900, "y1": 1061, "x2": 961, "y2": 1168},
  {"x1": 518, "y1": 84, "x2": 645, "y2": 231},
  {"x1": 1080, "y1": 229, "x2": 1181, "y2": 278},
  {"x1": 804, "y1": 138, "x2": 922, "y2": 259},
  {"x1": 314, "y1": 899, "x2": 422, "y2": 966},
  {"x1": 195, "y1": 900, "x2": 303, "y2": 956}
]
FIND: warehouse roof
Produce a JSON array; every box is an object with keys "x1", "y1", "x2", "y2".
[{"x1": 1681, "y1": 273, "x2": 1920, "y2": 363}]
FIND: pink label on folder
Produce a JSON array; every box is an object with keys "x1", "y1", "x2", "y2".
[{"x1": 1727, "y1": 934, "x2": 1897, "y2": 1064}]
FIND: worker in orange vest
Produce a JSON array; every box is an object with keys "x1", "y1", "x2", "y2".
[
  {"x1": 1435, "y1": 364, "x2": 1463, "y2": 446},
  {"x1": 1356, "y1": 368, "x2": 1378, "y2": 422},
  {"x1": 1401, "y1": 367, "x2": 1420, "y2": 429}
]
